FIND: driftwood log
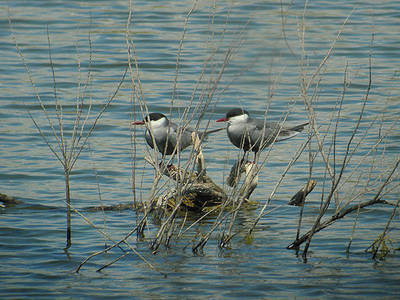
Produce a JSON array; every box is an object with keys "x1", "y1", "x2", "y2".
[
  {"x1": 145, "y1": 133, "x2": 229, "y2": 212},
  {"x1": 145, "y1": 133, "x2": 262, "y2": 212},
  {"x1": 154, "y1": 163, "x2": 228, "y2": 211}
]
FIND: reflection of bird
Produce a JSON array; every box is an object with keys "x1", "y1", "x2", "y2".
[
  {"x1": 216, "y1": 108, "x2": 309, "y2": 160},
  {"x1": 133, "y1": 112, "x2": 223, "y2": 156}
]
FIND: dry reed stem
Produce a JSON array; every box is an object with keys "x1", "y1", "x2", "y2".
[
  {"x1": 247, "y1": 132, "x2": 312, "y2": 236},
  {"x1": 87, "y1": 143, "x2": 107, "y2": 246},
  {"x1": 9, "y1": 7, "x2": 127, "y2": 249},
  {"x1": 288, "y1": 156, "x2": 400, "y2": 251},
  {"x1": 148, "y1": 133, "x2": 210, "y2": 252},
  {"x1": 127, "y1": 0, "x2": 246, "y2": 246},
  {"x1": 63, "y1": 201, "x2": 162, "y2": 274},
  {"x1": 299, "y1": 33, "x2": 373, "y2": 260},
  {"x1": 370, "y1": 184, "x2": 400, "y2": 259},
  {"x1": 219, "y1": 162, "x2": 259, "y2": 248},
  {"x1": 300, "y1": 11, "x2": 353, "y2": 191}
]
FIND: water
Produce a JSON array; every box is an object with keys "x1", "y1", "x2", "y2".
[{"x1": 1, "y1": 0, "x2": 400, "y2": 298}]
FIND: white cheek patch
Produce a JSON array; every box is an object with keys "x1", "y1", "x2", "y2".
[
  {"x1": 150, "y1": 117, "x2": 167, "y2": 129},
  {"x1": 228, "y1": 113, "x2": 248, "y2": 124}
]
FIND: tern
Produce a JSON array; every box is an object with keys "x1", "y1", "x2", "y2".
[
  {"x1": 133, "y1": 112, "x2": 223, "y2": 157},
  {"x1": 216, "y1": 108, "x2": 309, "y2": 161}
]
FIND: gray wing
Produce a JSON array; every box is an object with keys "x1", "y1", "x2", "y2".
[
  {"x1": 168, "y1": 122, "x2": 194, "y2": 152},
  {"x1": 252, "y1": 119, "x2": 304, "y2": 150},
  {"x1": 170, "y1": 123, "x2": 224, "y2": 149},
  {"x1": 144, "y1": 121, "x2": 194, "y2": 155},
  {"x1": 246, "y1": 118, "x2": 308, "y2": 152},
  {"x1": 275, "y1": 122, "x2": 308, "y2": 142},
  {"x1": 250, "y1": 119, "x2": 281, "y2": 150}
]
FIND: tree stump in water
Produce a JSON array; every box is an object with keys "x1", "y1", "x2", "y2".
[
  {"x1": 288, "y1": 179, "x2": 317, "y2": 206},
  {"x1": 146, "y1": 133, "x2": 259, "y2": 213},
  {"x1": 162, "y1": 165, "x2": 227, "y2": 211}
]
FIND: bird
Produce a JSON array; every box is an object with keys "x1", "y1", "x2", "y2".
[
  {"x1": 216, "y1": 108, "x2": 309, "y2": 161},
  {"x1": 133, "y1": 112, "x2": 223, "y2": 157}
]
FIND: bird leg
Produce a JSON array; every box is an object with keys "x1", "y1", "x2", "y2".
[{"x1": 240, "y1": 151, "x2": 249, "y2": 165}]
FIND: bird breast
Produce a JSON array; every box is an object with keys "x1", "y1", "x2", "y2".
[{"x1": 228, "y1": 122, "x2": 254, "y2": 150}]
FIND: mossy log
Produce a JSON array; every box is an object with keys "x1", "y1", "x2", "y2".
[
  {"x1": 147, "y1": 133, "x2": 259, "y2": 212},
  {"x1": 146, "y1": 133, "x2": 228, "y2": 212},
  {"x1": 0, "y1": 193, "x2": 20, "y2": 207}
]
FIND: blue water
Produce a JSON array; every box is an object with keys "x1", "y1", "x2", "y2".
[{"x1": 1, "y1": 0, "x2": 400, "y2": 298}]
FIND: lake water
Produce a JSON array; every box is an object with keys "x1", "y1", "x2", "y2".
[{"x1": 1, "y1": 0, "x2": 400, "y2": 298}]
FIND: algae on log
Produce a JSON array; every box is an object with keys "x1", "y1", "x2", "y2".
[
  {"x1": 0, "y1": 193, "x2": 20, "y2": 207},
  {"x1": 145, "y1": 132, "x2": 260, "y2": 213}
]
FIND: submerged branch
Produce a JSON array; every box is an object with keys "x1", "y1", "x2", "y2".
[{"x1": 288, "y1": 157, "x2": 400, "y2": 250}]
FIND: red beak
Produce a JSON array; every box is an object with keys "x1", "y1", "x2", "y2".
[
  {"x1": 216, "y1": 117, "x2": 227, "y2": 122},
  {"x1": 132, "y1": 120, "x2": 145, "y2": 125}
]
